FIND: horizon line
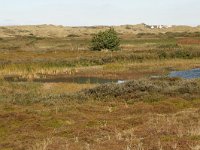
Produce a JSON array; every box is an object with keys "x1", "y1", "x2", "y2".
[{"x1": 0, "y1": 23, "x2": 199, "y2": 27}]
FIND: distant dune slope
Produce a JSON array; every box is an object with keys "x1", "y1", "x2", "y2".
[{"x1": 0, "y1": 24, "x2": 200, "y2": 38}]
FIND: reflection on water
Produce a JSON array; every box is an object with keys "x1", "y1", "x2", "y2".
[
  {"x1": 5, "y1": 68, "x2": 200, "y2": 84},
  {"x1": 169, "y1": 68, "x2": 200, "y2": 79},
  {"x1": 4, "y1": 76, "x2": 125, "y2": 84}
]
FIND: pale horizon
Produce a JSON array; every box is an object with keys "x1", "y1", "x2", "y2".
[{"x1": 0, "y1": 0, "x2": 200, "y2": 26}]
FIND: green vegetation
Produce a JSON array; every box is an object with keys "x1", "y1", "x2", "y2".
[
  {"x1": 0, "y1": 28, "x2": 200, "y2": 149},
  {"x1": 91, "y1": 28, "x2": 120, "y2": 51},
  {"x1": 83, "y1": 78, "x2": 200, "y2": 102}
]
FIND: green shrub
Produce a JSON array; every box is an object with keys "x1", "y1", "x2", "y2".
[
  {"x1": 157, "y1": 51, "x2": 168, "y2": 59},
  {"x1": 170, "y1": 50, "x2": 192, "y2": 59},
  {"x1": 83, "y1": 78, "x2": 200, "y2": 101},
  {"x1": 158, "y1": 43, "x2": 180, "y2": 49},
  {"x1": 91, "y1": 28, "x2": 120, "y2": 51},
  {"x1": 67, "y1": 34, "x2": 79, "y2": 37}
]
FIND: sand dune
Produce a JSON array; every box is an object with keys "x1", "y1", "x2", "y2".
[{"x1": 0, "y1": 24, "x2": 200, "y2": 38}]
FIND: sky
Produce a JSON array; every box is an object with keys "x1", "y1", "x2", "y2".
[{"x1": 0, "y1": 0, "x2": 199, "y2": 26}]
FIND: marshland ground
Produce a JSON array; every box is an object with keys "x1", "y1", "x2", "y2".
[{"x1": 0, "y1": 24, "x2": 200, "y2": 150}]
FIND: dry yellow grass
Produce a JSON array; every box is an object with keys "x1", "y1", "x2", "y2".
[
  {"x1": 1, "y1": 58, "x2": 200, "y2": 81},
  {"x1": 41, "y1": 83, "x2": 96, "y2": 94},
  {"x1": 0, "y1": 24, "x2": 200, "y2": 38},
  {"x1": 0, "y1": 27, "x2": 200, "y2": 150},
  {"x1": 1, "y1": 99, "x2": 200, "y2": 150}
]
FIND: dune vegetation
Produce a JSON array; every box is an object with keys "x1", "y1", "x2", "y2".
[{"x1": 0, "y1": 26, "x2": 200, "y2": 150}]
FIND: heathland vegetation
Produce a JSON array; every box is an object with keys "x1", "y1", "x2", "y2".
[
  {"x1": 0, "y1": 24, "x2": 200, "y2": 150},
  {"x1": 91, "y1": 28, "x2": 120, "y2": 51}
]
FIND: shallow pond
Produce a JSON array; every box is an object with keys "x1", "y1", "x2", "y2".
[
  {"x1": 5, "y1": 68, "x2": 200, "y2": 84},
  {"x1": 4, "y1": 76, "x2": 125, "y2": 84},
  {"x1": 169, "y1": 68, "x2": 200, "y2": 79}
]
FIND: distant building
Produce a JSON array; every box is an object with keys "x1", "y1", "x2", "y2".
[{"x1": 148, "y1": 24, "x2": 172, "y2": 29}]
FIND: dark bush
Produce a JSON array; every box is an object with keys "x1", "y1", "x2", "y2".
[
  {"x1": 67, "y1": 34, "x2": 79, "y2": 37},
  {"x1": 158, "y1": 44, "x2": 180, "y2": 49},
  {"x1": 91, "y1": 28, "x2": 120, "y2": 51},
  {"x1": 157, "y1": 51, "x2": 168, "y2": 59},
  {"x1": 170, "y1": 50, "x2": 192, "y2": 59},
  {"x1": 82, "y1": 78, "x2": 200, "y2": 102}
]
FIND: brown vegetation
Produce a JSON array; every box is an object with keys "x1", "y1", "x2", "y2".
[{"x1": 0, "y1": 25, "x2": 200, "y2": 150}]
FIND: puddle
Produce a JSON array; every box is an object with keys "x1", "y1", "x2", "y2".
[
  {"x1": 169, "y1": 68, "x2": 200, "y2": 79},
  {"x1": 4, "y1": 75, "x2": 125, "y2": 84},
  {"x1": 5, "y1": 68, "x2": 200, "y2": 84}
]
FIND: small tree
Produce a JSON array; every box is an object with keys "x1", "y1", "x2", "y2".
[{"x1": 91, "y1": 28, "x2": 120, "y2": 51}]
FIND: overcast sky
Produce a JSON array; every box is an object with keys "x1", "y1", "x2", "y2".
[{"x1": 0, "y1": 0, "x2": 199, "y2": 26}]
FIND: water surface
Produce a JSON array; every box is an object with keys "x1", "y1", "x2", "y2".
[
  {"x1": 169, "y1": 68, "x2": 200, "y2": 79},
  {"x1": 4, "y1": 75, "x2": 125, "y2": 84}
]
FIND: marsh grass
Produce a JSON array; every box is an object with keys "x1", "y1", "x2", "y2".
[
  {"x1": 1, "y1": 97, "x2": 200, "y2": 149},
  {"x1": 1, "y1": 33, "x2": 200, "y2": 149},
  {"x1": 0, "y1": 35, "x2": 200, "y2": 80},
  {"x1": 83, "y1": 78, "x2": 200, "y2": 102}
]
